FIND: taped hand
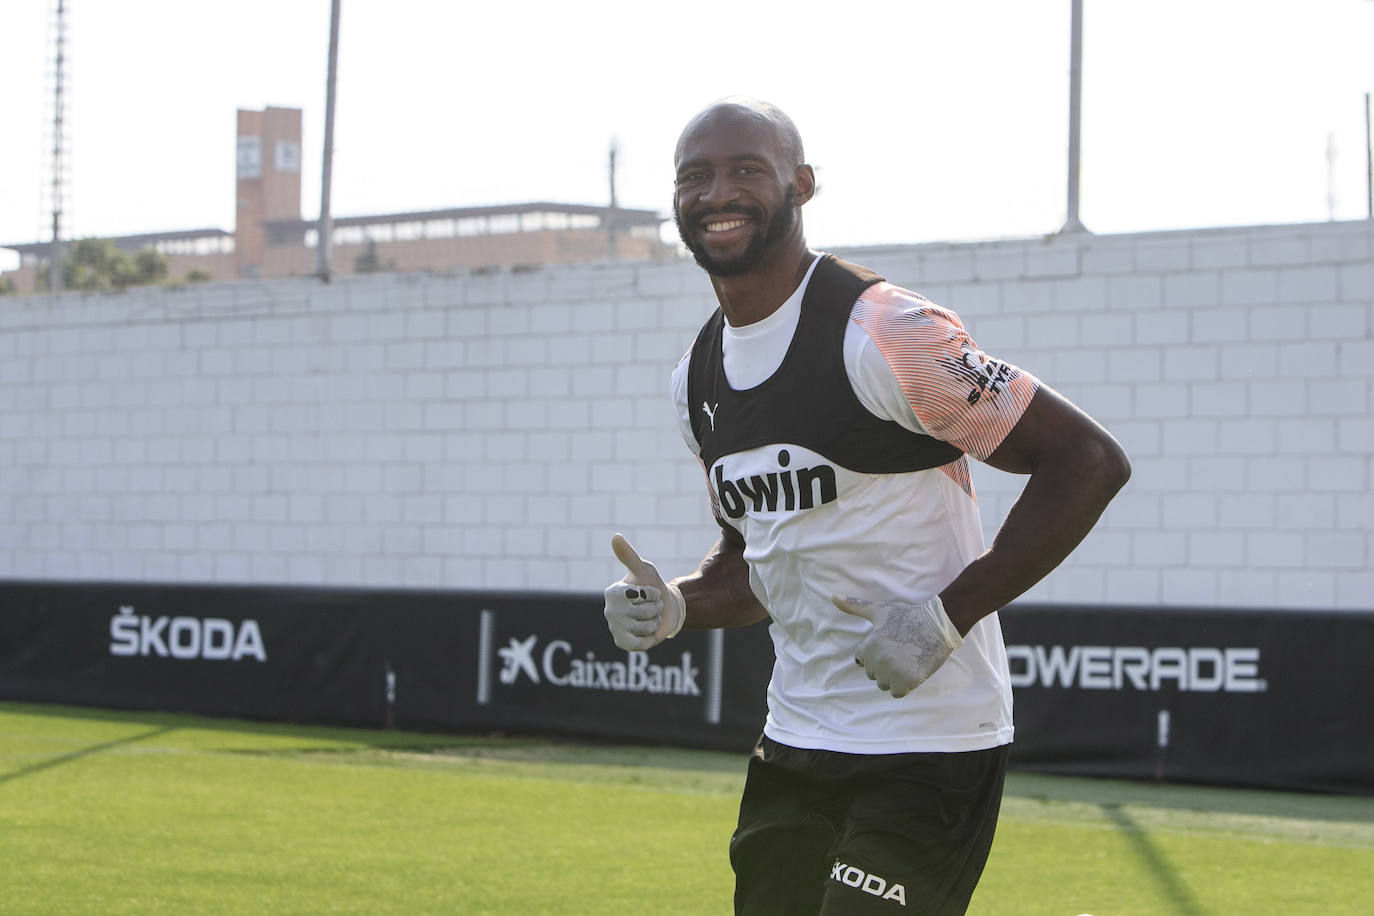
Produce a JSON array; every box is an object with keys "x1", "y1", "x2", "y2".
[
  {"x1": 602, "y1": 533, "x2": 686, "y2": 652},
  {"x1": 830, "y1": 593, "x2": 964, "y2": 698}
]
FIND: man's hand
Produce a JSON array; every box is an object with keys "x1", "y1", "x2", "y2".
[
  {"x1": 602, "y1": 533, "x2": 686, "y2": 652},
  {"x1": 830, "y1": 594, "x2": 964, "y2": 698}
]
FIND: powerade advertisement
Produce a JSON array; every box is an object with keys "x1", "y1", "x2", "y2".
[
  {"x1": 999, "y1": 605, "x2": 1374, "y2": 795},
  {"x1": 1, "y1": 582, "x2": 1369, "y2": 794}
]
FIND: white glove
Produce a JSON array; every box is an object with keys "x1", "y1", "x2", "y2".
[
  {"x1": 602, "y1": 533, "x2": 686, "y2": 652},
  {"x1": 830, "y1": 593, "x2": 964, "y2": 698}
]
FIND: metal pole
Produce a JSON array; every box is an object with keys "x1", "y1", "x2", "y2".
[
  {"x1": 1327, "y1": 133, "x2": 1338, "y2": 221},
  {"x1": 607, "y1": 138, "x2": 619, "y2": 259},
  {"x1": 1365, "y1": 91, "x2": 1372, "y2": 220},
  {"x1": 48, "y1": 0, "x2": 68, "y2": 293},
  {"x1": 316, "y1": 0, "x2": 341, "y2": 281},
  {"x1": 1061, "y1": 0, "x2": 1087, "y2": 233}
]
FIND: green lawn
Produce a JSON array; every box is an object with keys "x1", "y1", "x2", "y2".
[{"x1": 2, "y1": 702, "x2": 1370, "y2": 914}]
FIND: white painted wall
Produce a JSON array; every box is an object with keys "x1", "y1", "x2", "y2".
[{"x1": 4, "y1": 219, "x2": 1371, "y2": 609}]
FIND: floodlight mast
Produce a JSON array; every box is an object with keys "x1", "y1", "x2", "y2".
[
  {"x1": 1061, "y1": 0, "x2": 1088, "y2": 234},
  {"x1": 47, "y1": 0, "x2": 69, "y2": 293}
]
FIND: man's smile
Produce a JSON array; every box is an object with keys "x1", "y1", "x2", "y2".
[{"x1": 704, "y1": 217, "x2": 750, "y2": 233}]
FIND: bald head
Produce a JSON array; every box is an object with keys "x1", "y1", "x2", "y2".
[
  {"x1": 671, "y1": 97, "x2": 814, "y2": 280},
  {"x1": 674, "y1": 97, "x2": 805, "y2": 171}
]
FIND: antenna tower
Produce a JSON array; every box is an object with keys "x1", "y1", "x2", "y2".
[{"x1": 42, "y1": 0, "x2": 71, "y2": 292}]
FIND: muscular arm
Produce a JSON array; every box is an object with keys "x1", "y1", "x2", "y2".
[
  {"x1": 938, "y1": 384, "x2": 1131, "y2": 635},
  {"x1": 669, "y1": 523, "x2": 769, "y2": 630}
]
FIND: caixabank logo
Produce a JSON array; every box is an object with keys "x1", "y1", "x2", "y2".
[
  {"x1": 495, "y1": 634, "x2": 701, "y2": 694},
  {"x1": 474, "y1": 609, "x2": 725, "y2": 724}
]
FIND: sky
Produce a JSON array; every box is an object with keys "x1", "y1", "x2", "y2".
[{"x1": 2, "y1": 0, "x2": 1373, "y2": 273}]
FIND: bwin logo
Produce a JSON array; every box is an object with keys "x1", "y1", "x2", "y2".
[
  {"x1": 713, "y1": 449, "x2": 837, "y2": 520},
  {"x1": 830, "y1": 862, "x2": 907, "y2": 906},
  {"x1": 109, "y1": 606, "x2": 267, "y2": 662},
  {"x1": 498, "y1": 635, "x2": 540, "y2": 685}
]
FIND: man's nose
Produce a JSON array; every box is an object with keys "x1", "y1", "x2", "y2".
[{"x1": 700, "y1": 172, "x2": 740, "y2": 207}]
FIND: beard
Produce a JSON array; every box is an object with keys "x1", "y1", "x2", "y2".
[{"x1": 674, "y1": 186, "x2": 797, "y2": 277}]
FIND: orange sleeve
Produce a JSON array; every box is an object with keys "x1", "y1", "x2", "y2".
[{"x1": 851, "y1": 283, "x2": 1039, "y2": 462}]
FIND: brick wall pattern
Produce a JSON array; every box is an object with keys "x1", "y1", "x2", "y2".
[{"x1": 4, "y1": 220, "x2": 1371, "y2": 610}]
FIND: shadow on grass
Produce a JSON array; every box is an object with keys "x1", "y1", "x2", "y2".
[
  {"x1": 422, "y1": 738, "x2": 750, "y2": 775},
  {"x1": 1101, "y1": 803, "x2": 1205, "y2": 916},
  {"x1": 1005, "y1": 770, "x2": 1374, "y2": 825},
  {"x1": 0, "y1": 724, "x2": 178, "y2": 787},
  {"x1": 0, "y1": 701, "x2": 452, "y2": 749},
  {"x1": 0, "y1": 701, "x2": 750, "y2": 776}
]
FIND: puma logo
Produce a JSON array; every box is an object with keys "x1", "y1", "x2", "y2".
[{"x1": 702, "y1": 401, "x2": 719, "y2": 431}]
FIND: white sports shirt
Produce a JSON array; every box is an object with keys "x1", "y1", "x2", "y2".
[{"x1": 671, "y1": 252, "x2": 1038, "y2": 754}]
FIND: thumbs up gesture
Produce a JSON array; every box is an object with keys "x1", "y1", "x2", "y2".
[
  {"x1": 830, "y1": 593, "x2": 964, "y2": 698},
  {"x1": 602, "y1": 533, "x2": 687, "y2": 652}
]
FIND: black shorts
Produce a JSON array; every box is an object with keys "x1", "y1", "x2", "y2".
[{"x1": 729, "y1": 736, "x2": 1008, "y2": 916}]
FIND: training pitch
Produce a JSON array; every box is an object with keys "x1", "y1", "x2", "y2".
[{"x1": 1, "y1": 702, "x2": 1370, "y2": 914}]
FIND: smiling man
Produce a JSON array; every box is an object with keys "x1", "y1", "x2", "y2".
[
  {"x1": 672, "y1": 100, "x2": 806, "y2": 283},
  {"x1": 602, "y1": 97, "x2": 1130, "y2": 915}
]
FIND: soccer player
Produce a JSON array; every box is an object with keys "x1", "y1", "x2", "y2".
[{"x1": 602, "y1": 98, "x2": 1130, "y2": 915}]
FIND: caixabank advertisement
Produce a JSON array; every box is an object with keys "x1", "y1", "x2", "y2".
[{"x1": 0, "y1": 581, "x2": 772, "y2": 751}]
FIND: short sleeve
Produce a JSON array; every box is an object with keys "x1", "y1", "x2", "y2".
[{"x1": 849, "y1": 283, "x2": 1039, "y2": 461}]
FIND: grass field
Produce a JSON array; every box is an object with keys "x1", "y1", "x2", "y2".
[{"x1": 2, "y1": 702, "x2": 1371, "y2": 915}]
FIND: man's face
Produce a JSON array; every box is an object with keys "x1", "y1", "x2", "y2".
[{"x1": 672, "y1": 109, "x2": 801, "y2": 277}]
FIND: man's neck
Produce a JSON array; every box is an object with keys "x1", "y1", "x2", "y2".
[{"x1": 710, "y1": 241, "x2": 817, "y2": 327}]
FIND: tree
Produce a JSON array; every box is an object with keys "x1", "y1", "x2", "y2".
[
  {"x1": 55, "y1": 238, "x2": 169, "y2": 292},
  {"x1": 353, "y1": 240, "x2": 394, "y2": 274}
]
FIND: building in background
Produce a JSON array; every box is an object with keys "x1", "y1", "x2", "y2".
[
  {"x1": 0, "y1": 106, "x2": 673, "y2": 294},
  {"x1": 235, "y1": 106, "x2": 305, "y2": 279}
]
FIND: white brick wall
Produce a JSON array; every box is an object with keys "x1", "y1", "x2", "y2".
[{"x1": 3, "y1": 220, "x2": 1371, "y2": 610}]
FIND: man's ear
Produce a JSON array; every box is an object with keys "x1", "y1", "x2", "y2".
[{"x1": 794, "y1": 164, "x2": 817, "y2": 206}]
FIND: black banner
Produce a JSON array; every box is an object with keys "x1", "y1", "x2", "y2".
[
  {"x1": 1000, "y1": 605, "x2": 1374, "y2": 796},
  {"x1": 2, "y1": 582, "x2": 1370, "y2": 794},
  {"x1": 0, "y1": 581, "x2": 772, "y2": 751}
]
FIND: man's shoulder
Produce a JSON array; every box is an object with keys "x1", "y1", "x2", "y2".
[
  {"x1": 849, "y1": 280, "x2": 966, "y2": 335},
  {"x1": 669, "y1": 348, "x2": 692, "y2": 416},
  {"x1": 810, "y1": 253, "x2": 959, "y2": 321},
  {"x1": 671, "y1": 345, "x2": 692, "y2": 379}
]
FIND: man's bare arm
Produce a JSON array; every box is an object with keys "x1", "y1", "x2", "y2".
[
  {"x1": 938, "y1": 384, "x2": 1131, "y2": 635},
  {"x1": 671, "y1": 523, "x2": 769, "y2": 630}
]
